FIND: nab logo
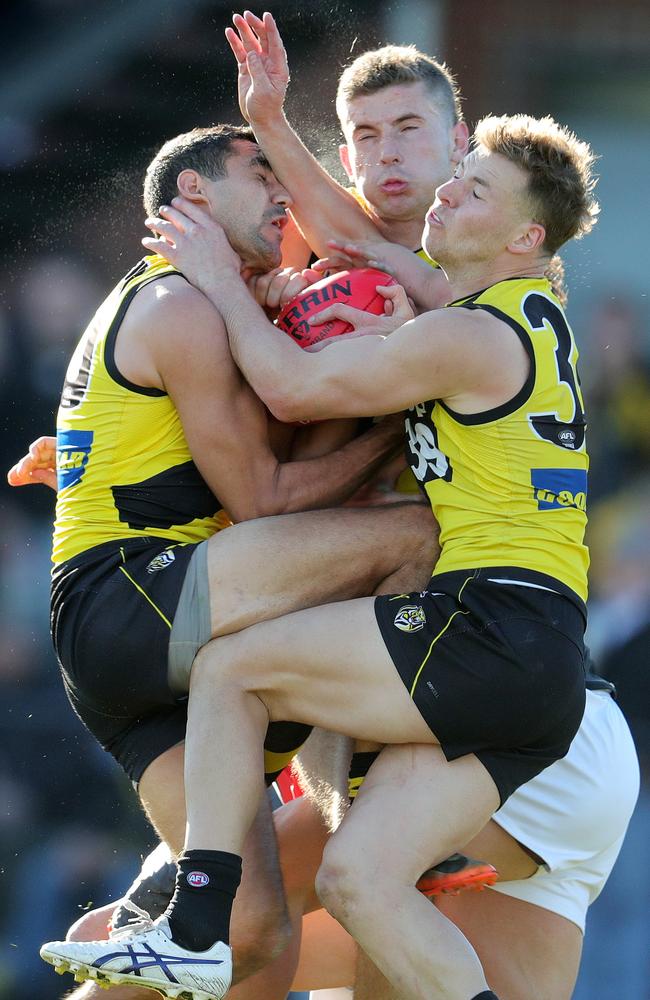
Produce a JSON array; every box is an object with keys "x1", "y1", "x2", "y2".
[
  {"x1": 531, "y1": 468, "x2": 587, "y2": 511},
  {"x1": 147, "y1": 549, "x2": 176, "y2": 574},
  {"x1": 394, "y1": 605, "x2": 426, "y2": 633},
  {"x1": 57, "y1": 430, "x2": 94, "y2": 490},
  {"x1": 187, "y1": 871, "x2": 210, "y2": 888}
]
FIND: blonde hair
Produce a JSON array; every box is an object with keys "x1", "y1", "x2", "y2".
[{"x1": 474, "y1": 113, "x2": 599, "y2": 256}]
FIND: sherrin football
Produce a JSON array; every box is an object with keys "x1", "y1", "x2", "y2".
[{"x1": 276, "y1": 267, "x2": 397, "y2": 348}]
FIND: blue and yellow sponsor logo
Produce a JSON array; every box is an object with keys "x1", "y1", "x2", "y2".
[
  {"x1": 57, "y1": 429, "x2": 94, "y2": 490},
  {"x1": 531, "y1": 468, "x2": 587, "y2": 511}
]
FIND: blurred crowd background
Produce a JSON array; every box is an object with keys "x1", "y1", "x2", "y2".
[{"x1": 1, "y1": 1, "x2": 649, "y2": 997}]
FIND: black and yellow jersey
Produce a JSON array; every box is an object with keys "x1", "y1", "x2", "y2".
[
  {"x1": 52, "y1": 255, "x2": 228, "y2": 565},
  {"x1": 404, "y1": 276, "x2": 589, "y2": 601}
]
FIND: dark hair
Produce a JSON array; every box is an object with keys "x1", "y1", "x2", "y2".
[
  {"x1": 336, "y1": 45, "x2": 462, "y2": 126},
  {"x1": 143, "y1": 124, "x2": 256, "y2": 215}
]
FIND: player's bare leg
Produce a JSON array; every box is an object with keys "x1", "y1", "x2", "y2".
[
  {"x1": 202, "y1": 502, "x2": 436, "y2": 639},
  {"x1": 182, "y1": 599, "x2": 499, "y2": 998},
  {"x1": 435, "y1": 890, "x2": 583, "y2": 1000},
  {"x1": 352, "y1": 822, "x2": 542, "y2": 1000},
  {"x1": 313, "y1": 744, "x2": 499, "y2": 1000},
  {"x1": 61, "y1": 794, "x2": 330, "y2": 1000}
]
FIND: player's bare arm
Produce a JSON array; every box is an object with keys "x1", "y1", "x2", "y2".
[
  {"x1": 118, "y1": 276, "x2": 402, "y2": 518},
  {"x1": 143, "y1": 200, "x2": 529, "y2": 423},
  {"x1": 313, "y1": 237, "x2": 450, "y2": 311},
  {"x1": 225, "y1": 12, "x2": 394, "y2": 258}
]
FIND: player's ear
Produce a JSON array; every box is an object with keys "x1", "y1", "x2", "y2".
[
  {"x1": 508, "y1": 221, "x2": 546, "y2": 256},
  {"x1": 339, "y1": 144, "x2": 354, "y2": 181},
  {"x1": 450, "y1": 121, "x2": 470, "y2": 165},
  {"x1": 176, "y1": 169, "x2": 209, "y2": 205}
]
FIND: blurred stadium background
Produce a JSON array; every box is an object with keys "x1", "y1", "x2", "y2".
[{"x1": 1, "y1": 1, "x2": 649, "y2": 997}]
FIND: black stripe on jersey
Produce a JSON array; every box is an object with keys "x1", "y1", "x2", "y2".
[
  {"x1": 111, "y1": 460, "x2": 220, "y2": 531},
  {"x1": 446, "y1": 276, "x2": 533, "y2": 308},
  {"x1": 104, "y1": 266, "x2": 188, "y2": 398},
  {"x1": 437, "y1": 303, "x2": 536, "y2": 426}
]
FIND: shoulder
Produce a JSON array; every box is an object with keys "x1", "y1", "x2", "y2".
[
  {"x1": 125, "y1": 274, "x2": 232, "y2": 361},
  {"x1": 133, "y1": 274, "x2": 226, "y2": 334}
]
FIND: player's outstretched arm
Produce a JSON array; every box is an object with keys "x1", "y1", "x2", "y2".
[
  {"x1": 314, "y1": 240, "x2": 451, "y2": 312},
  {"x1": 7, "y1": 436, "x2": 57, "y2": 490},
  {"x1": 225, "y1": 11, "x2": 386, "y2": 258},
  {"x1": 143, "y1": 199, "x2": 525, "y2": 423}
]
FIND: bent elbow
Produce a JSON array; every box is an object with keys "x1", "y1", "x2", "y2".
[{"x1": 264, "y1": 386, "x2": 317, "y2": 425}]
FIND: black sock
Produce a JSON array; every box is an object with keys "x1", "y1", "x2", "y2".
[
  {"x1": 471, "y1": 992, "x2": 499, "y2": 999},
  {"x1": 166, "y1": 850, "x2": 242, "y2": 952},
  {"x1": 348, "y1": 751, "x2": 379, "y2": 804}
]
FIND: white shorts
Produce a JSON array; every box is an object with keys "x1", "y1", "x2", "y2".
[{"x1": 491, "y1": 690, "x2": 640, "y2": 930}]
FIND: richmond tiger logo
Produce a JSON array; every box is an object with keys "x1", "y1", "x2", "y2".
[{"x1": 394, "y1": 605, "x2": 426, "y2": 633}]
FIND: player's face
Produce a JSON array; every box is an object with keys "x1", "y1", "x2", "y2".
[
  {"x1": 422, "y1": 147, "x2": 534, "y2": 268},
  {"x1": 203, "y1": 141, "x2": 291, "y2": 271},
  {"x1": 339, "y1": 81, "x2": 466, "y2": 224}
]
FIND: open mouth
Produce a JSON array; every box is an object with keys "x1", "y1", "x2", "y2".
[{"x1": 427, "y1": 208, "x2": 443, "y2": 226}]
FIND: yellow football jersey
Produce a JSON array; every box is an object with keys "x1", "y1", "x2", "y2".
[
  {"x1": 405, "y1": 277, "x2": 589, "y2": 600},
  {"x1": 52, "y1": 255, "x2": 228, "y2": 565}
]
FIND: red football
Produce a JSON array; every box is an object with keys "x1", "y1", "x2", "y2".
[{"x1": 276, "y1": 268, "x2": 397, "y2": 348}]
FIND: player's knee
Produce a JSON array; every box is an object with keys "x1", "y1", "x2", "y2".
[
  {"x1": 315, "y1": 837, "x2": 370, "y2": 926},
  {"x1": 231, "y1": 900, "x2": 292, "y2": 979},
  {"x1": 191, "y1": 637, "x2": 246, "y2": 691}
]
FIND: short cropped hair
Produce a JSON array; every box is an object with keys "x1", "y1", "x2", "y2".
[
  {"x1": 336, "y1": 45, "x2": 462, "y2": 126},
  {"x1": 473, "y1": 113, "x2": 599, "y2": 255},
  {"x1": 143, "y1": 124, "x2": 256, "y2": 216}
]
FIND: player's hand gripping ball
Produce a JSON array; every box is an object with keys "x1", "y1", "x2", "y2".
[{"x1": 276, "y1": 267, "x2": 397, "y2": 348}]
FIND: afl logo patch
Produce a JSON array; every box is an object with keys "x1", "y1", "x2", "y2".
[
  {"x1": 394, "y1": 605, "x2": 426, "y2": 633},
  {"x1": 558, "y1": 428, "x2": 576, "y2": 447},
  {"x1": 147, "y1": 549, "x2": 176, "y2": 574},
  {"x1": 187, "y1": 871, "x2": 210, "y2": 888}
]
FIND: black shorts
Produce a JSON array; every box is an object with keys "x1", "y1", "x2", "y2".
[
  {"x1": 52, "y1": 537, "x2": 311, "y2": 783},
  {"x1": 51, "y1": 537, "x2": 199, "y2": 783},
  {"x1": 375, "y1": 566, "x2": 587, "y2": 805}
]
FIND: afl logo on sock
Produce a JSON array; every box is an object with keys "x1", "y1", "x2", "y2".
[
  {"x1": 394, "y1": 605, "x2": 426, "y2": 633},
  {"x1": 187, "y1": 871, "x2": 210, "y2": 888}
]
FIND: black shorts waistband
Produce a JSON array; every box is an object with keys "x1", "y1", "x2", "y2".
[{"x1": 429, "y1": 566, "x2": 587, "y2": 624}]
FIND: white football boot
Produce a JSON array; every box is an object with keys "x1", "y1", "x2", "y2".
[{"x1": 40, "y1": 904, "x2": 232, "y2": 1000}]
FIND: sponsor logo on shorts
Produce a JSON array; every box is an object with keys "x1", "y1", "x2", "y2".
[
  {"x1": 531, "y1": 468, "x2": 587, "y2": 511},
  {"x1": 187, "y1": 871, "x2": 210, "y2": 888},
  {"x1": 56, "y1": 429, "x2": 94, "y2": 490},
  {"x1": 147, "y1": 549, "x2": 176, "y2": 573},
  {"x1": 394, "y1": 605, "x2": 426, "y2": 633}
]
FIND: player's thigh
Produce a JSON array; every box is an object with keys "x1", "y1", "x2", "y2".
[
  {"x1": 460, "y1": 819, "x2": 539, "y2": 881},
  {"x1": 436, "y1": 889, "x2": 582, "y2": 1000},
  {"x1": 320, "y1": 744, "x2": 500, "y2": 887},
  {"x1": 205, "y1": 502, "x2": 434, "y2": 636},
  {"x1": 213, "y1": 597, "x2": 434, "y2": 745}
]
